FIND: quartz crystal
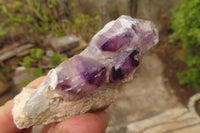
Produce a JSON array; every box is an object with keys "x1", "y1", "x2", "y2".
[
  {"x1": 23, "y1": 15, "x2": 158, "y2": 118},
  {"x1": 54, "y1": 15, "x2": 158, "y2": 100}
]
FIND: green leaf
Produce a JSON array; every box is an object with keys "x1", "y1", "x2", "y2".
[
  {"x1": 20, "y1": 56, "x2": 32, "y2": 69},
  {"x1": 61, "y1": 57, "x2": 68, "y2": 62},
  {"x1": 14, "y1": 1, "x2": 22, "y2": 12},
  {"x1": 1, "y1": 66, "x2": 11, "y2": 73},
  {"x1": 50, "y1": 53, "x2": 61, "y2": 66},
  {"x1": 30, "y1": 48, "x2": 44, "y2": 61},
  {"x1": 70, "y1": 3, "x2": 75, "y2": 8},
  {"x1": 170, "y1": 0, "x2": 200, "y2": 91},
  {"x1": 22, "y1": 78, "x2": 31, "y2": 86},
  {"x1": 34, "y1": 68, "x2": 45, "y2": 78},
  {"x1": 50, "y1": 0, "x2": 57, "y2": 7}
]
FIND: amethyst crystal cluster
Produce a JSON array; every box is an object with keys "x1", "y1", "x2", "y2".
[
  {"x1": 22, "y1": 15, "x2": 158, "y2": 119},
  {"x1": 12, "y1": 15, "x2": 159, "y2": 128},
  {"x1": 54, "y1": 15, "x2": 159, "y2": 100}
]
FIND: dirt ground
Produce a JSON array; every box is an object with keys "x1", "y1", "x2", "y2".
[
  {"x1": 153, "y1": 44, "x2": 196, "y2": 105},
  {"x1": 152, "y1": 12, "x2": 196, "y2": 105}
]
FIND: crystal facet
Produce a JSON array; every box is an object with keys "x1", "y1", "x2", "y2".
[{"x1": 109, "y1": 50, "x2": 140, "y2": 83}]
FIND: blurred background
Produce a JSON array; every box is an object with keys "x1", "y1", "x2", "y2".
[{"x1": 0, "y1": 0, "x2": 200, "y2": 132}]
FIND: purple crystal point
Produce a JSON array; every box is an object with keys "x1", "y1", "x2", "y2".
[
  {"x1": 83, "y1": 67, "x2": 106, "y2": 86},
  {"x1": 109, "y1": 50, "x2": 140, "y2": 83},
  {"x1": 99, "y1": 31, "x2": 133, "y2": 51},
  {"x1": 55, "y1": 56, "x2": 107, "y2": 100},
  {"x1": 84, "y1": 15, "x2": 158, "y2": 58},
  {"x1": 52, "y1": 15, "x2": 158, "y2": 100},
  {"x1": 60, "y1": 84, "x2": 71, "y2": 91}
]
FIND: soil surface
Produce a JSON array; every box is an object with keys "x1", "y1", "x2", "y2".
[
  {"x1": 153, "y1": 44, "x2": 196, "y2": 105},
  {"x1": 152, "y1": 12, "x2": 196, "y2": 105}
]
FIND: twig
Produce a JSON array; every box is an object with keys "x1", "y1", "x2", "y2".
[
  {"x1": 0, "y1": 44, "x2": 34, "y2": 61},
  {"x1": 0, "y1": 43, "x2": 19, "y2": 55}
]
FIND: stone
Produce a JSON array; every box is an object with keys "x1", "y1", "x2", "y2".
[
  {"x1": 12, "y1": 15, "x2": 159, "y2": 129},
  {"x1": 50, "y1": 34, "x2": 80, "y2": 53},
  {"x1": 13, "y1": 67, "x2": 35, "y2": 91},
  {"x1": 124, "y1": 93, "x2": 200, "y2": 133},
  {"x1": 46, "y1": 50, "x2": 54, "y2": 57},
  {"x1": 188, "y1": 93, "x2": 200, "y2": 117},
  {"x1": 66, "y1": 38, "x2": 88, "y2": 56},
  {"x1": 126, "y1": 107, "x2": 200, "y2": 133}
]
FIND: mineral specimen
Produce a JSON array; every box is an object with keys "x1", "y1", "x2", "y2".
[{"x1": 12, "y1": 15, "x2": 159, "y2": 129}]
